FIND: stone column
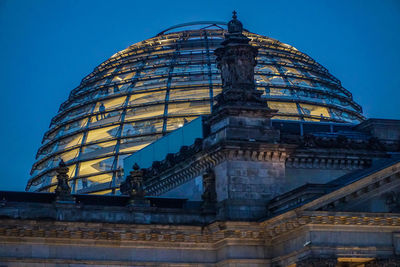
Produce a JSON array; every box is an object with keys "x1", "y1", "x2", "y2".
[
  {"x1": 201, "y1": 169, "x2": 217, "y2": 212},
  {"x1": 203, "y1": 12, "x2": 290, "y2": 220}
]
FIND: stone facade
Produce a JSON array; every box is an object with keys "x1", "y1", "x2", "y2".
[{"x1": 1, "y1": 202, "x2": 400, "y2": 266}]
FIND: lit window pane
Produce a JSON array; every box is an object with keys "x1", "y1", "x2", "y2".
[
  {"x1": 78, "y1": 157, "x2": 113, "y2": 176},
  {"x1": 166, "y1": 117, "x2": 196, "y2": 131},
  {"x1": 80, "y1": 141, "x2": 117, "y2": 161},
  {"x1": 299, "y1": 103, "x2": 330, "y2": 118},
  {"x1": 96, "y1": 96, "x2": 126, "y2": 110},
  {"x1": 125, "y1": 105, "x2": 164, "y2": 121},
  {"x1": 57, "y1": 133, "x2": 84, "y2": 151},
  {"x1": 86, "y1": 125, "x2": 119, "y2": 143},
  {"x1": 169, "y1": 88, "x2": 209, "y2": 101},
  {"x1": 55, "y1": 148, "x2": 80, "y2": 163},
  {"x1": 112, "y1": 72, "x2": 135, "y2": 82},
  {"x1": 168, "y1": 101, "x2": 210, "y2": 115},
  {"x1": 123, "y1": 119, "x2": 163, "y2": 136},
  {"x1": 129, "y1": 91, "x2": 166, "y2": 105},
  {"x1": 76, "y1": 173, "x2": 114, "y2": 192},
  {"x1": 91, "y1": 110, "x2": 123, "y2": 126},
  {"x1": 268, "y1": 102, "x2": 299, "y2": 115},
  {"x1": 64, "y1": 118, "x2": 89, "y2": 135}
]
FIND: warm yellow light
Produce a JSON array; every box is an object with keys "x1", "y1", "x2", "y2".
[{"x1": 337, "y1": 257, "x2": 374, "y2": 263}]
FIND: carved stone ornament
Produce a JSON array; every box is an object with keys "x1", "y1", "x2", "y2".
[
  {"x1": 280, "y1": 132, "x2": 388, "y2": 151},
  {"x1": 216, "y1": 45, "x2": 258, "y2": 90},
  {"x1": 213, "y1": 11, "x2": 274, "y2": 115},
  {"x1": 120, "y1": 163, "x2": 149, "y2": 206},
  {"x1": 227, "y1": 11, "x2": 242, "y2": 34},
  {"x1": 296, "y1": 257, "x2": 337, "y2": 267},
  {"x1": 365, "y1": 258, "x2": 400, "y2": 267},
  {"x1": 54, "y1": 160, "x2": 74, "y2": 202}
]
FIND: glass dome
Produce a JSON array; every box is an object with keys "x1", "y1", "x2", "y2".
[{"x1": 26, "y1": 22, "x2": 364, "y2": 194}]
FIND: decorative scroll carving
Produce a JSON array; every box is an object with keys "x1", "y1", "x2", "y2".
[
  {"x1": 281, "y1": 133, "x2": 387, "y2": 151},
  {"x1": 54, "y1": 160, "x2": 74, "y2": 203},
  {"x1": 365, "y1": 258, "x2": 400, "y2": 267},
  {"x1": 296, "y1": 257, "x2": 337, "y2": 267}
]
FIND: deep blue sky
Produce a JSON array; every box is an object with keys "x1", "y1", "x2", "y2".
[{"x1": 0, "y1": 0, "x2": 399, "y2": 191}]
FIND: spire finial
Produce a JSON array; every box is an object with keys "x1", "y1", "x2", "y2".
[{"x1": 227, "y1": 10, "x2": 243, "y2": 34}]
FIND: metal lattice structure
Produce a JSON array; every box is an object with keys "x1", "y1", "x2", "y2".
[{"x1": 27, "y1": 22, "x2": 364, "y2": 194}]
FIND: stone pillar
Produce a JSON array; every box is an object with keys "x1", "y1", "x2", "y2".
[
  {"x1": 201, "y1": 169, "x2": 217, "y2": 212},
  {"x1": 203, "y1": 12, "x2": 290, "y2": 220},
  {"x1": 214, "y1": 152, "x2": 286, "y2": 220}
]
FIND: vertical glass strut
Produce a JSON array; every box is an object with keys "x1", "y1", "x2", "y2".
[
  {"x1": 203, "y1": 30, "x2": 214, "y2": 113},
  {"x1": 162, "y1": 35, "x2": 185, "y2": 134},
  {"x1": 27, "y1": 23, "x2": 364, "y2": 195}
]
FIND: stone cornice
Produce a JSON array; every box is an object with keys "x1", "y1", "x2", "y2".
[
  {"x1": 267, "y1": 163, "x2": 400, "y2": 216},
  {"x1": 299, "y1": 161, "x2": 400, "y2": 212},
  {"x1": 263, "y1": 211, "x2": 400, "y2": 239},
  {"x1": 281, "y1": 132, "x2": 399, "y2": 152},
  {"x1": 261, "y1": 161, "x2": 400, "y2": 236},
  {"x1": 286, "y1": 155, "x2": 371, "y2": 170},
  {"x1": 0, "y1": 219, "x2": 263, "y2": 248},
  {"x1": 142, "y1": 140, "x2": 393, "y2": 197},
  {"x1": 145, "y1": 141, "x2": 292, "y2": 196},
  {"x1": 1, "y1": 212, "x2": 399, "y2": 245}
]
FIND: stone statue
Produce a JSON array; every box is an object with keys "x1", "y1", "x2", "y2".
[
  {"x1": 213, "y1": 11, "x2": 275, "y2": 113},
  {"x1": 215, "y1": 11, "x2": 258, "y2": 91},
  {"x1": 120, "y1": 163, "x2": 149, "y2": 206},
  {"x1": 54, "y1": 160, "x2": 74, "y2": 202}
]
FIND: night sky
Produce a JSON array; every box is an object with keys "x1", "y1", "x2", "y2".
[{"x1": 0, "y1": 0, "x2": 399, "y2": 191}]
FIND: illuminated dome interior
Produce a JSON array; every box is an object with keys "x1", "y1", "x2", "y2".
[{"x1": 27, "y1": 22, "x2": 364, "y2": 194}]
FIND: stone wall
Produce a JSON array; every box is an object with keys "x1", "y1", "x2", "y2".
[
  {"x1": 285, "y1": 168, "x2": 349, "y2": 192},
  {"x1": 214, "y1": 159, "x2": 285, "y2": 220}
]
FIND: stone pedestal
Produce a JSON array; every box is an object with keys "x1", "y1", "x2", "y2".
[
  {"x1": 206, "y1": 113, "x2": 280, "y2": 146},
  {"x1": 213, "y1": 151, "x2": 286, "y2": 220}
]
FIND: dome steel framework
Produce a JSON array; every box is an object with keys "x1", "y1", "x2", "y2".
[{"x1": 27, "y1": 22, "x2": 364, "y2": 194}]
